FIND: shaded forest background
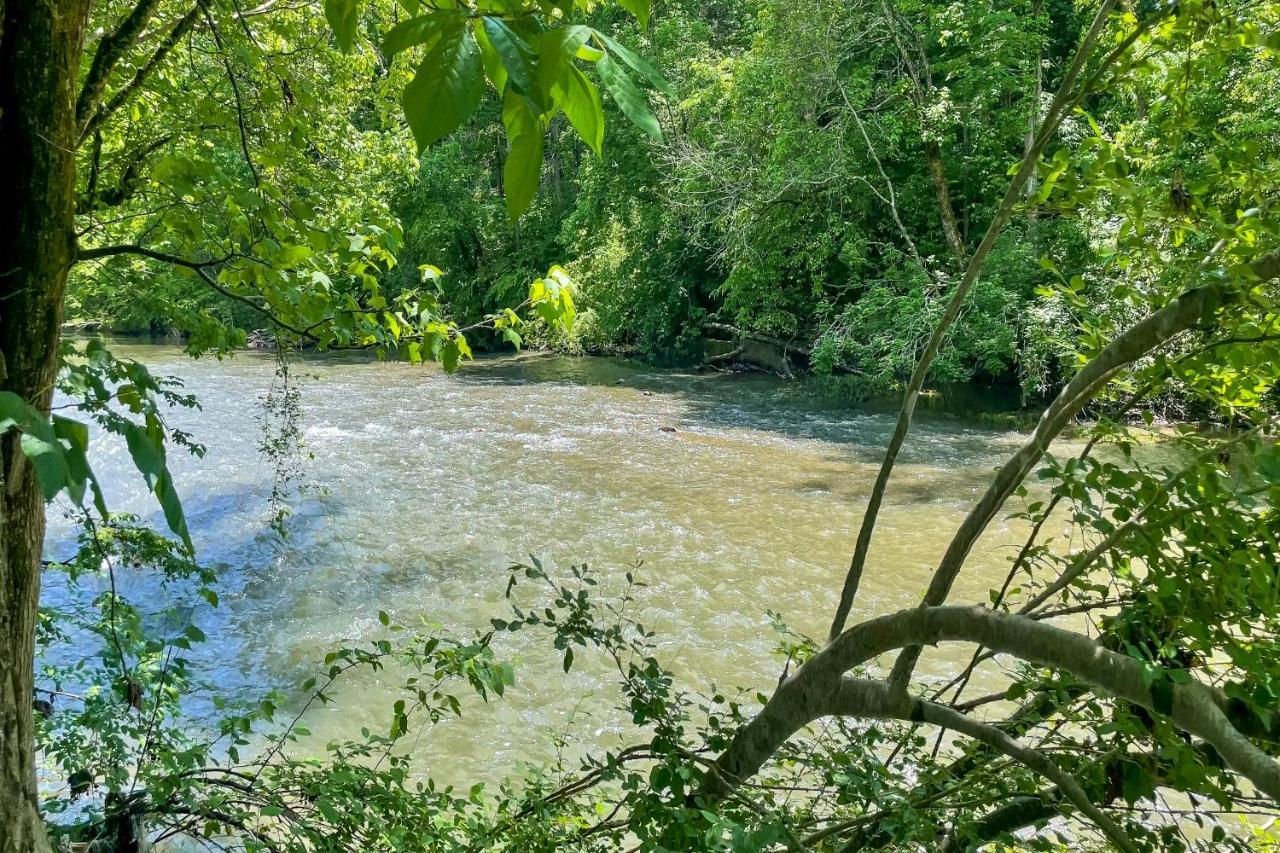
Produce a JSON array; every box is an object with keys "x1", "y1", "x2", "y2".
[{"x1": 69, "y1": 0, "x2": 1128, "y2": 398}]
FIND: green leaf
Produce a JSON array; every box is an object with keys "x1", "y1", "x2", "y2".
[
  {"x1": 591, "y1": 30, "x2": 673, "y2": 97},
  {"x1": 122, "y1": 420, "x2": 192, "y2": 549},
  {"x1": 441, "y1": 337, "x2": 461, "y2": 373},
  {"x1": 154, "y1": 468, "x2": 192, "y2": 550},
  {"x1": 402, "y1": 24, "x2": 483, "y2": 152},
  {"x1": 535, "y1": 25, "x2": 591, "y2": 105},
  {"x1": 53, "y1": 416, "x2": 108, "y2": 516},
  {"x1": 595, "y1": 55, "x2": 661, "y2": 140},
  {"x1": 381, "y1": 14, "x2": 445, "y2": 56},
  {"x1": 474, "y1": 20, "x2": 507, "y2": 95},
  {"x1": 1257, "y1": 449, "x2": 1280, "y2": 483},
  {"x1": 20, "y1": 432, "x2": 71, "y2": 503},
  {"x1": 1, "y1": 392, "x2": 70, "y2": 502},
  {"x1": 553, "y1": 64, "x2": 604, "y2": 155},
  {"x1": 1121, "y1": 761, "x2": 1155, "y2": 806},
  {"x1": 1, "y1": 394, "x2": 110, "y2": 514},
  {"x1": 0, "y1": 390, "x2": 27, "y2": 432},
  {"x1": 617, "y1": 0, "x2": 650, "y2": 28},
  {"x1": 501, "y1": 89, "x2": 544, "y2": 218},
  {"x1": 480, "y1": 17, "x2": 535, "y2": 97},
  {"x1": 324, "y1": 0, "x2": 359, "y2": 52}
]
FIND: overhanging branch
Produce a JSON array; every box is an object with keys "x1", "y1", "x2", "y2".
[
  {"x1": 80, "y1": 5, "x2": 202, "y2": 145},
  {"x1": 76, "y1": 135, "x2": 173, "y2": 213},
  {"x1": 827, "y1": 0, "x2": 1126, "y2": 640},
  {"x1": 74, "y1": 243, "x2": 312, "y2": 339},
  {"x1": 710, "y1": 606, "x2": 1280, "y2": 809},
  {"x1": 77, "y1": 0, "x2": 166, "y2": 131},
  {"x1": 888, "y1": 248, "x2": 1280, "y2": 689}
]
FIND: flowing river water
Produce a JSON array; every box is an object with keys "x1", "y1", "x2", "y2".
[{"x1": 45, "y1": 342, "x2": 1051, "y2": 788}]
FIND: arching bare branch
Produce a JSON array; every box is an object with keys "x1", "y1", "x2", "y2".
[
  {"x1": 812, "y1": 678, "x2": 1140, "y2": 852},
  {"x1": 711, "y1": 606, "x2": 1280, "y2": 807},
  {"x1": 887, "y1": 250, "x2": 1280, "y2": 688}
]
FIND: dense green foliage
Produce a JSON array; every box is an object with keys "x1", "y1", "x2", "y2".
[
  {"x1": 70, "y1": 0, "x2": 1278, "y2": 401},
  {"x1": 65, "y1": 0, "x2": 1119, "y2": 391},
  {"x1": 4, "y1": 0, "x2": 1280, "y2": 851}
]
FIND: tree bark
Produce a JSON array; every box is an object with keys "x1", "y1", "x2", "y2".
[
  {"x1": 0, "y1": 1, "x2": 92, "y2": 849},
  {"x1": 923, "y1": 139, "x2": 967, "y2": 267}
]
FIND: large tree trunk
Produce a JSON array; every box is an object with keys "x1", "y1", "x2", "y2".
[{"x1": 0, "y1": 1, "x2": 91, "y2": 849}]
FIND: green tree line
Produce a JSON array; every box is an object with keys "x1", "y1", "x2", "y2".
[{"x1": 68, "y1": 0, "x2": 1280, "y2": 409}]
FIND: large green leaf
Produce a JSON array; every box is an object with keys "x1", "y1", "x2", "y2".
[
  {"x1": 595, "y1": 55, "x2": 661, "y2": 140},
  {"x1": 535, "y1": 25, "x2": 592, "y2": 106},
  {"x1": 480, "y1": 17, "x2": 535, "y2": 97},
  {"x1": 402, "y1": 24, "x2": 484, "y2": 152},
  {"x1": 122, "y1": 419, "x2": 192, "y2": 549},
  {"x1": 2, "y1": 391, "x2": 73, "y2": 503},
  {"x1": 324, "y1": 0, "x2": 359, "y2": 52},
  {"x1": 591, "y1": 30, "x2": 673, "y2": 97},
  {"x1": 0, "y1": 393, "x2": 107, "y2": 515},
  {"x1": 19, "y1": 432, "x2": 71, "y2": 503},
  {"x1": 617, "y1": 0, "x2": 650, "y2": 28},
  {"x1": 52, "y1": 416, "x2": 108, "y2": 517},
  {"x1": 552, "y1": 64, "x2": 604, "y2": 155},
  {"x1": 474, "y1": 20, "x2": 508, "y2": 95},
  {"x1": 501, "y1": 90, "x2": 544, "y2": 219},
  {"x1": 382, "y1": 14, "x2": 447, "y2": 56}
]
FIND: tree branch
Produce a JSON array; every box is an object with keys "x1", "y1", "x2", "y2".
[
  {"x1": 77, "y1": 0, "x2": 166, "y2": 131},
  {"x1": 940, "y1": 793, "x2": 1060, "y2": 853},
  {"x1": 77, "y1": 134, "x2": 174, "y2": 213},
  {"x1": 827, "y1": 0, "x2": 1124, "y2": 641},
  {"x1": 710, "y1": 606, "x2": 1280, "y2": 808},
  {"x1": 80, "y1": 5, "x2": 202, "y2": 145},
  {"x1": 888, "y1": 249, "x2": 1280, "y2": 688},
  {"x1": 74, "y1": 243, "x2": 313, "y2": 338},
  {"x1": 875, "y1": 0, "x2": 968, "y2": 268},
  {"x1": 742, "y1": 677, "x2": 1140, "y2": 853}
]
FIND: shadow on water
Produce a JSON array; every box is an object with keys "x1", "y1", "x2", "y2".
[{"x1": 455, "y1": 351, "x2": 1025, "y2": 463}]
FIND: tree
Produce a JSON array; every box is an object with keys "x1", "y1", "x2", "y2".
[{"x1": 707, "y1": 2, "x2": 1280, "y2": 849}]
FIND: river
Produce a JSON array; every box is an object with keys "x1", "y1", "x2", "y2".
[{"x1": 44, "y1": 343, "x2": 1044, "y2": 787}]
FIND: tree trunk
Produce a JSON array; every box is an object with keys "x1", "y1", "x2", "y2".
[
  {"x1": 924, "y1": 139, "x2": 967, "y2": 267},
  {"x1": 1023, "y1": 0, "x2": 1044, "y2": 217},
  {"x1": 0, "y1": 1, "x2": 91, "y2": 849}
]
